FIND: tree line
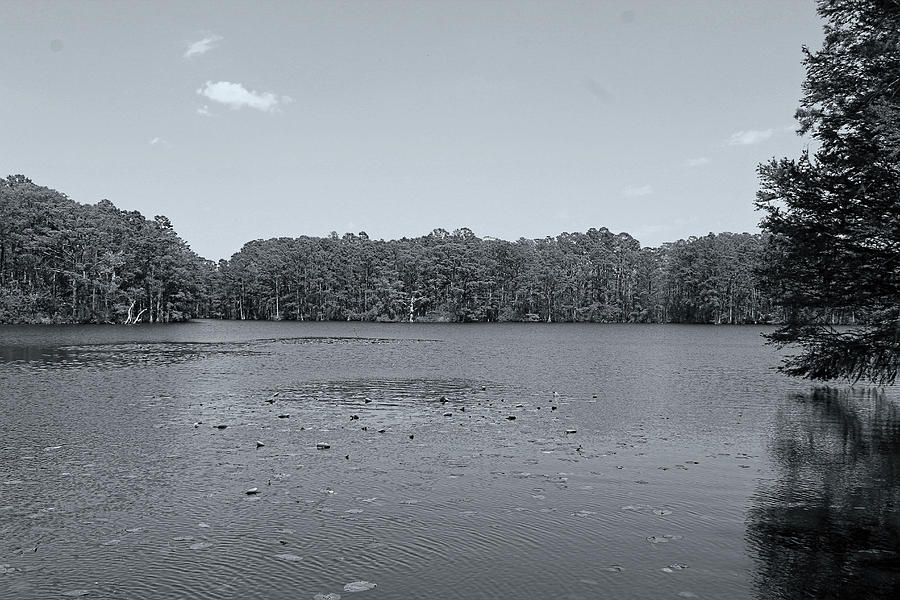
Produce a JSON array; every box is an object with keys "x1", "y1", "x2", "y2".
[
  {"x1": 0, "y1": 175, "x2": 215, "y2": 324},
  {"x1": 1, "y1": 173, "x2": 787, "y2": 325},
  {"x1": 3, "y1": 0, "x2": 894, "y2": 385},
  {"x1": 213, "y1": 228, "x2": 781, "y2": 324}
]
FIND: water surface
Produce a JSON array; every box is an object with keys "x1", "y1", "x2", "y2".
[{"x1": 1, "y1": 321, "x2": 897, "y2": 599}]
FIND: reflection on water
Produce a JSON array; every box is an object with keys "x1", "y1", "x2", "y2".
[
  {"x1": 747, "y1": 388, "x2": 900, "y2": 600},
  {"x1": 2, "y1": 321, "x2": 898, "y2": 599},
  {"x1": 0, "y1": 336, "x2": 431, "y2": 372}
]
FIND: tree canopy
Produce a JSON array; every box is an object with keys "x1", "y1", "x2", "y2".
[
  {"x1": 0, "y1": 175, "x2": 215, "y2": 324},
  {"x1": 1, "y1": 175, "x2": 782, "y2": 326},
  {"x1": 755, "y1": 0, "x2": 900, "y2": 384},
  {"x1": 211, "y1": 229, "x2": 776, "y2": 324}
]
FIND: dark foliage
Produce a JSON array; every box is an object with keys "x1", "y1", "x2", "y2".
[
  {"x1": 756, "y1": 0, "x2": 900, "y2": 385},
  {"x1": 1, "y1": 176, "x2": 782, "y2": 326},
  {"x1": 0, "y1": 176, "x2": 215, "y2": 324},
  {"x1": 212, "y1": 229, "x2": 779, "y2": 325}
]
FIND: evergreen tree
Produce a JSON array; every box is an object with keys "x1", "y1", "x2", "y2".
[{"x1": 756, "y1": 0, "x2": 900, "y2": 384}]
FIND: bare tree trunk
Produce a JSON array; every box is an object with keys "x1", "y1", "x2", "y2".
[
  {"x1": 275, "y1": 279, "x2": 280, "y2": 320},
  {"x1": 124, "y1": 299, "x2": 136, "y2": 324}
]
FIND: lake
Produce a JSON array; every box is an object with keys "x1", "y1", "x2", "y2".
[{"x1": 1, "y1": 321, "x2": 898, "y2": 599}]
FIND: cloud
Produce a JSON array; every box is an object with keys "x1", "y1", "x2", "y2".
[
  {"x1": 727, "y1": 128, "x2": 775, "y2": 146},
  {"x1": 184, "y1": 34, "x2": 222, "y2": 58},
  {"x1": 687, "y1": 157, "x2": 710, "y2": 167},
  {"x1": 149, "y1": 137, "x2": 171, "y2": 147},
  {"x1": 622, "y1": 184, "x2": 653, "y2": 197},
  {"x1": 196, "y1": 105, "x2": 213, "y2": 117},
  {"x1": 197, "y1": 81, "x2": 288, "y2": 113}
]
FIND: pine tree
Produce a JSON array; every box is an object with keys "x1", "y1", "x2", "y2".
[{"x1": 756, "y1": 0, "x2": 900, "y2": 384}]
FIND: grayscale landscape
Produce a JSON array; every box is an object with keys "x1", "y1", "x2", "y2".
[{"x1": 1, "y1": 1, "x2": 898, "y2": 599}]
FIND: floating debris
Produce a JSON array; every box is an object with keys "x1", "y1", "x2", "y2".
[
  {"x1": 565, "y1": 429, "x2": 577, "y2": 434},
  {"x1": 0, "y1": 564, "x2": 18, "y2": 574},
  {"x1": 62, "y1": 590, "x2": 91, "y2": 597},
  {"x1": 551, "y1": 406, "x2": 557, "y2": 411},
  {"x1": 653, "y1": 509, "x2": 673, "y2": 516},
  {"x1": 101, "y1": 539, "x2": 121, "y2": 546},
  {"x1": 408, "y1": 434, "x2": 414, "y2": 440},
  {"x1": 214, "y1": 425, "x2": 227, "y2": 430},
  {"x1": 350, "y1": 415, "x2": 359, "y2": 420},
  {"x1": 172, "y1": 536, "x2": 194, "y2": 541},
  {"x1": 197, "y1": 522, "x2": 210, "y2": 528},
  {"x1": 245, "y1": 487, "x2": 260, "y2": 495},
  {"x1": 316, "y1": 442, "x2": 331, "y2": 450},
  {"x1": 314, "y1": 594, "x2": 342, "y2": 600},
  {"x1": 274, "y1": 553, "x2": 302, "y2": 562},
  {"x1": 602, "y1": 565, "x2": 624, "y2": 573},
  {"x1": 277, "y1": 414, "x2": 290, "y2": 419},
  {"x1": 189, "y1": 542, "x2": 212, "y2": 550},
  {"x1": 506, "y1": 415, "x2": 516, "y2": 420},
  {"x1": 662, "y1": 563, "x2": 689, "y2": 572},
  {"x1": 647, "y1": 534, "x2": 682, "y2": 544},
  {"x1": 443, "y1": 412, "x2": 453, "y2": 417},
  {"x1": 343, "y1": 581, "x2": 377, "y2": 592},
  {"x1": 256, "y1": 441, "x2": 265, "y2": 448}
]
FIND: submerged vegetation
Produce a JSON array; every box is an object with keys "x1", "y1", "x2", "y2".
[{"x1": 1, "y1": 174, "x2": 782, "y2": 326}]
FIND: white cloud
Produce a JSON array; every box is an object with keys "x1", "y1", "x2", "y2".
[
  {"x1": 687, "y1": 157, "x2": 710, "y2": 167},
  {"x1": 149, "y1": 137, "x2": 161, "y2": 145},
  {"x1": 622, "y1": 184, "x2": 653, "y2": 197},
  {"x1": 196, "y1": 105, "x2": 213, "y2": 117},
  {"x1": 727, "y1": 128, "x2": 775, "y2": 146},
  {"x1": 197, "y1": 81, "x2": 287, "y2": 113},
  {"x1": 184, "y1": 34, "x2": 222, "y2": 58}
]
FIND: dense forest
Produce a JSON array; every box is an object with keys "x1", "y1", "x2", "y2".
[
  {"x1": 215, "y1": 228, "x2": 780, "y2": 324},
  {"x1": 0, "y1": 175, "x2": 215, "y2": 324},
  {"x1": 0, "y1": 174, "x2": 791, "y2": 325}
]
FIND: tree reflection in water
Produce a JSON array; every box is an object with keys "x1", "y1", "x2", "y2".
[{"x1": 747, "y1": 388, "x2": 900, "y2": 599}]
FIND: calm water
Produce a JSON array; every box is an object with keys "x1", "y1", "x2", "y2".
[{"x1": 1, "y1": 321, "x2": 897, "y2": 599}]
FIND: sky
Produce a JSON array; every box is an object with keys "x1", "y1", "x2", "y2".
[{"x1": 0, "y1": 0, "x2": 825, "y2": 261}]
